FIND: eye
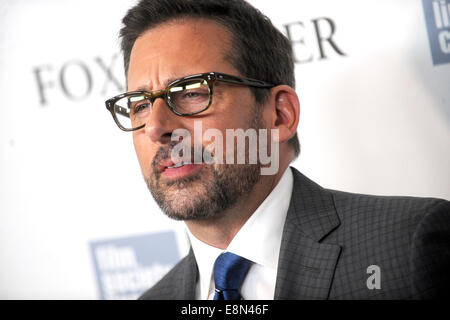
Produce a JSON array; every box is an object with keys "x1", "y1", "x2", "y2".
[
  {"x1": 183, "y1": 91, "x2": 204, "y2": 98},
  {"x1": 132, "y1": 102, "x2": 151, "y2": 115},
  {"x1": 167, "y1": 79, "x2": 210, "y2": 113}
]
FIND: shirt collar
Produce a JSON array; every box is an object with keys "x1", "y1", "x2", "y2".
[{"x1": 186, "y1": 167, "x2": 294, "y2": 299}]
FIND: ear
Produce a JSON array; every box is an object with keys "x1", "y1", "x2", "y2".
[{"x1": 267, "y1": 85, "x2": 300, "y2": 144}]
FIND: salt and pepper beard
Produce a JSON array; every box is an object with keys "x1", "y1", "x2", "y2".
[{"x1": 145, "y1": 115, "x2": 263, "y2": 221}]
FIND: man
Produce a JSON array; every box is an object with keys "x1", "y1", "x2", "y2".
[{"x1": 105, "y1": 0, "x2": 450, "y2": 299}]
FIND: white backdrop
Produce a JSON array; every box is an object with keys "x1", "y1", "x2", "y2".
[{"x1": 1, "y1": 0, "x2": 449, "y2": 299}]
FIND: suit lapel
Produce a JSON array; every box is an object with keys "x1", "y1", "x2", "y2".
[
  {"x1": 176, "y1": 248, "x2": 198, "y2": 299},
  {"x1": 274, "y1": 168, "x2": 342, "y2": 299}
]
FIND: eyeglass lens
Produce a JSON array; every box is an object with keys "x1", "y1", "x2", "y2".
[{"x1": 113, "y1": 79, "x2": 210, "y2": 130}]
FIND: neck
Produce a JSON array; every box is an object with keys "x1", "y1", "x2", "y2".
[{"x1": 185, "y1": 162, "x2": 290, "y2": 249}]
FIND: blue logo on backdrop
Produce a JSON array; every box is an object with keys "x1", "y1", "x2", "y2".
[
  {"x1": 90, "y1": 232, "x2": 180, "y2": 300},
  {"x1": 423, "y1": 0, "x2": 450, "y2": 65}
]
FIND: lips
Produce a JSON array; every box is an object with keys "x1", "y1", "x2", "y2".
[
  {"x1": 167, "y1": 161, "x2": 193, "y2": 169},
  {"x1": 158, "y1": 159, "x2": 191, "y2": 171},
  {"x1": 157, "y1": 158, "x2": 203, "y2": 180},
  {"x1": 158, "y1": 159, "x2": 176, "y2": 173}
]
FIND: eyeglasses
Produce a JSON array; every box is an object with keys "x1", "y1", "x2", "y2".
[{"x1": 105, "y1": 72, "x2": 274, "y2": 131}]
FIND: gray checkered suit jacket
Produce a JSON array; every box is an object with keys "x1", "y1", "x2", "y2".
[{"x1": 139, "y1": 167, "x2": 450, "y2": 299}]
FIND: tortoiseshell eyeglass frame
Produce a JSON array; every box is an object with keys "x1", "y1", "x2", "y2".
[{"x1": 105, "y1": 72, "x2": 275, "y2": 131}]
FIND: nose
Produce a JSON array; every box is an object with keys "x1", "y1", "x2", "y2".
[{"x1": 144, "y1": 97, "x2": 183, "y2": 145}]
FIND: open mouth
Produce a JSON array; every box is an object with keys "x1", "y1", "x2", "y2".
[
  {"x1": 166, "y1": 161, "x2": 193, "y2": 169},
  {"x1": 159, "y1": 159, "x2": 203, "y2": 180}
]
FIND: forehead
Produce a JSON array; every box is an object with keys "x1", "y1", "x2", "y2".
[{"x1": 128, "y1": 18, "x2": 235, "y2": 91}]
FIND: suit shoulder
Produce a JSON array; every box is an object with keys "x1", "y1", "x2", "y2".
[
  {"x1": 328, "y1": 188, "x2": 449, "y2": 225},
  {"x1": 409, "y1": 198, "x2": 450, "y2": 298},
  {"x1": 138, "y1": 253, "x2": 193, "y2": 300},
  {"x1": 325, "y1": 190, "x2": 449, "y2": 299},
  {"x1": 408, "y1": 197, "x2": 450, "y2": 247}
]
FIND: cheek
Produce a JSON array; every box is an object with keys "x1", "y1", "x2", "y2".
[
  {"x1": 216, "y1": 113, "x2": 253, "y2": 131},
  {"x1": 133, "y1": 135, "x2": 153, "y2": 174}
]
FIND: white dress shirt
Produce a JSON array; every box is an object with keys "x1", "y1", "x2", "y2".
[{"x1": 186, "y1": 167, "x2": 294, "y2": 300}]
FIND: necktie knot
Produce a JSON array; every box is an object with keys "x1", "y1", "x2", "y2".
[{"x1": 213, "y1": 252, "x2": 252, "y2": 300}]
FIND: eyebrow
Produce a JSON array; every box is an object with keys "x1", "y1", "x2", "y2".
[{"x1": 134, "y1": 75, "x2": 183, "y2": 92}]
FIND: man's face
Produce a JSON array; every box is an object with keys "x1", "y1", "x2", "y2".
[{"x1": 128, "y1": 19, "x2": 266, "y2": 221}]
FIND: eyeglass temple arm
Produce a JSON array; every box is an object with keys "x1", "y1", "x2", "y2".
[
  {"x1": 114, "y1": 104, "x2": 130, "y2": 118},
  {"x1": 215, "y1": 73, "x2": 274, "y2": 88}
]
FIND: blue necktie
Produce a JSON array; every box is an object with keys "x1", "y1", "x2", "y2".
[{"x1": 213, "y1": 252, "x2": 252, "y2": 300}]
